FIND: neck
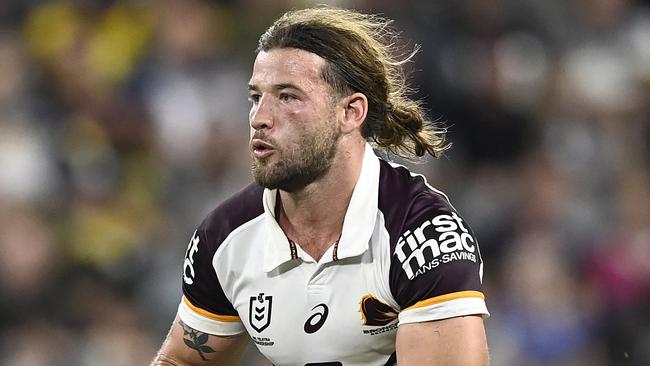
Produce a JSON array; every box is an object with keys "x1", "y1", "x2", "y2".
[{"x1": 277, "y1": 140, "x2": 365, "y2": 261}]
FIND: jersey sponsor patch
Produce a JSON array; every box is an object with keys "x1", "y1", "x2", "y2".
[
  {"x1": 394, "y1": 212, "x2": 477, "y2": 280},
  {"x1": 183, "y1": 230, "x2": 200, "y2": 285}
]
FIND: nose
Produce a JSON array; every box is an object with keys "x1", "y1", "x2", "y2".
[{"x1": 250, "y1": 95, "x2": 274, "y2": 131}]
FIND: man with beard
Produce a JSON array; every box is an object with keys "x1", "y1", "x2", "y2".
[{"x1": 151, "y1": 6, "x2": 489, "y2": 366}]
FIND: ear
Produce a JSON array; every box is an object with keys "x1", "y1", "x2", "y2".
[{"x1": 339, "y1": 92, "x2": 368, "y2": 134}]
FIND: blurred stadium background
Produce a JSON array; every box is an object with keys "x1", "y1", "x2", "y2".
[{"x1": 0, "y1": 0, "x2": 648, "y2": 365}]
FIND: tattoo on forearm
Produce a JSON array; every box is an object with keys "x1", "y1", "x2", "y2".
[{"x1": 178, "y1": 319, "x2": 216, "y2": 361}]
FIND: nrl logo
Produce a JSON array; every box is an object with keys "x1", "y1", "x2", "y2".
[{"x1": 249, "y1": 293, "x2": 273, "y2": 333}]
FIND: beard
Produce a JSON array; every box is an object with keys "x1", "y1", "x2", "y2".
[{"x1": 251, "y1": 119, "x2": 340, "y2": 192}]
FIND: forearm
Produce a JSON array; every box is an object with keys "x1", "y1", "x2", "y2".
[
  {"x1": 150, "y1": 352, "x2": 187, "y2": 366},
  {"x1": 150, "y1": 315, "x2": 249, "y2": 366}
]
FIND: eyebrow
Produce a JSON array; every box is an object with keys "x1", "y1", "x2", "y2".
[{"x1": 247, "y1": 83, "x2": 303, "y2": 93}]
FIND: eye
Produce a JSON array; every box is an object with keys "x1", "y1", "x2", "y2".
[
  {"x1": 279, "y1": 92, "x2": 295, "y2": 102},
  {"x1": 248, "y1": 93, "x2": 261, "y2": 104}
]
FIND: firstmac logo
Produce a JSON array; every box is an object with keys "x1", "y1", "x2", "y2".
[{"x1": 395, "y1": 212, "x2": 477, "y2": 280}]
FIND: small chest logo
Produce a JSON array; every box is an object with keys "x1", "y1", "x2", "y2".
[
  {"x1": 249, "y1": 293, "x2": 272, "y2": 333},
  {"x1": 304, "y1": 304, "x2": 329, "y2": 334},
  {"x1": 359, "y1": 295, "x2": 398, "y2": 326}
]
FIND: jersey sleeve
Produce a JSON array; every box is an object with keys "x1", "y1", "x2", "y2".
[
  {"x1": 389, "y1": 195, "x2": 489, "y2": 325},
  {"x1": 177, "y1": 228, "x2": 246, "y2": 335}
]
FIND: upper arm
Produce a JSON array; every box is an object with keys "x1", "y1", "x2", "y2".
[
  {"x1": 386, "y1": 193, "x2": 490, "y2": 364},
  {"x1": 396, "y1": 315, "x2": 488, "y2": 366},
  {"x1": 152, "y1": 227, "x2": 250, "y2": 365},
  {"x1": 151, "y1": 314, "x2": 249, "y2": 366}
]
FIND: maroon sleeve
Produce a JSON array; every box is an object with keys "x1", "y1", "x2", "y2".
[
  {"x1": 181, "y1": 227, "x2": 238, "y2": 317},
  {"x1": 181, "y1": 183, "x2": 265, "y2": 317},
  {"x1": 388, "y1": 198, "x2": 485, "y2": 310}
]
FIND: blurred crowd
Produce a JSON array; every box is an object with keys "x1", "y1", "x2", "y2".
[{"x1": 0, "y1": 0, "x2": 648, "y2": 365}]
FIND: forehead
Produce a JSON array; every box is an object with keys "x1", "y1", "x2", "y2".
[{"x1": 249, "y1": 48, "x2": 328, "y2": 91}]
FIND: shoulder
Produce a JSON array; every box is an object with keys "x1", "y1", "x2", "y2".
[
  {"x1": 198, "y1": 183, "x2": 265, "y2": 251},
  {"x1": 377, "y1": 159, "x2": 455, "y2": 242},
  {"x1": 179, "y1": 183, "x2": 265, "y2": 325},
  {"x1": 377, "y1": 160, "x2": 488, "y2": 319}
]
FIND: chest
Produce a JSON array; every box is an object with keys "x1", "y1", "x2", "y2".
[{"x1": 227, "y1": 254, "x2": 398, "y2": 366}]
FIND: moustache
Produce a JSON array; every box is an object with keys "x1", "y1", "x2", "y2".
[{"x1": 251, "y1": 132, "x2": 277, "y2": 146}]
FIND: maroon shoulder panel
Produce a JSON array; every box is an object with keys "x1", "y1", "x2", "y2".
[
  {"x1": 182, "y1": 183, "x2": 265, "y2": 317},
  {"x1": 378, "y1": 161, "x2": 484, "y2": 310}
]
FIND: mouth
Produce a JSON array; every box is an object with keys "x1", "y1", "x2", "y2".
[{"x1": 251, "y1": 139, "x2": 275, "y2": 159}]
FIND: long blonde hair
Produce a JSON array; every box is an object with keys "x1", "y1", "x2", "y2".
[{"x1": 257, "y1": 6, "x2": 450, "y2": 158}]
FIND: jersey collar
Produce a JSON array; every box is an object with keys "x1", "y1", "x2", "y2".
[{"x1": 261, "y1": 143, "x2": 380, "y2": 272}]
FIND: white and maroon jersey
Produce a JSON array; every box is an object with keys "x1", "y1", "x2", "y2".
[{"x1": 178, "y1": 145, "x2": 489, "y2": 366}]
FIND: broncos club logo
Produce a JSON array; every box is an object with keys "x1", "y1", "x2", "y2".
[{"x1": 359, "y1": 295, "x2": 398, "y2": 326}]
